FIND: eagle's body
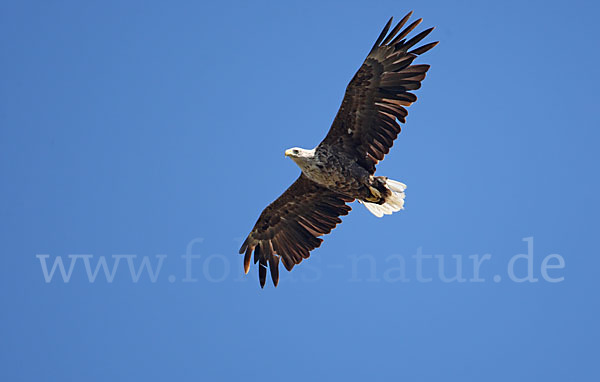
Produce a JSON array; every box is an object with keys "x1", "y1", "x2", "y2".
[
  {"x1": 286, "y1": 145, "x2": 404, "y2": 207},
  {"x1": 288, "y1": 147, "x2": 371, "y2": 199},
  {"x1": 240, "y1": 12, "x2": 438, "y2": 287}
]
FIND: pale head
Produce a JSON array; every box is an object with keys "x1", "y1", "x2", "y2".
[{"x1": 284, "y1": 147, "x2": 315, "y2": 167}]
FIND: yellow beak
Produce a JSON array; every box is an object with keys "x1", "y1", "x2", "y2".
[{"x1": 285, "y1": 149, "x2": 293, "y2": 157}]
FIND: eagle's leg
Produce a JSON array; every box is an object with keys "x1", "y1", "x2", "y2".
[
  {"x1": 366, "y1": 185, "x2": 382, "y2": 202},
  {"x1": 363, "y1": 176, "x2": 392, "y2": 203},
  {"x1": 359, "y1": 176, "x2": 406, "y2": 218}
]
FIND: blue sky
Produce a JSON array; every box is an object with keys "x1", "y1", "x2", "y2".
[{"x1": 1, "y1": 0, "x2": 599, "y2": 380}]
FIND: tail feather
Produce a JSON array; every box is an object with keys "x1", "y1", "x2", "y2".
[
  {"x1": 359, "y1": 178, "x2": 406, "y2": 218},
  {"x1": 386, "y1": 179, "x2": 407, "y2": 193}
]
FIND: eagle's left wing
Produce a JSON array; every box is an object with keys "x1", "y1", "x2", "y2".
[
  {"x1": 318, "y1": 12, "x2": 438, "y2": 174},
  {"x1": 239, "y1": 174, "x2": 353, "y2": 287}
]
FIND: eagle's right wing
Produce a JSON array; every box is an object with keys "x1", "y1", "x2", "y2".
[
  {"x1": 318, "y1": 12, "x2": 438, "y2": 174},
  {"x1": 239, "y1": 174, "x2": 353, "y2": 287}
]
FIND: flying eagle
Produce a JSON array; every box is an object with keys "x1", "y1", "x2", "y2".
[{"x1": 239, "y1": 12, "x2": 438, "y2": 287}]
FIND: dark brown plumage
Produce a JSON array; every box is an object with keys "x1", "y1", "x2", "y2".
[
  {"x1": 239, "y1": 174, "x2": 353, "y2": 287},
  {"x1": 321, "y1": 12, "x2": 438, "y2": 174},
  {"x1": 239, "y1": 12, "x2": 438, "y2": 287}
]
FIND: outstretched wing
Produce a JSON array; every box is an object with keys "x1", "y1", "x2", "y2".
[
  {"x1": 319, "y1": 12, "x2": 438, "y2": 174},
  {"x1": 239, "y1": 174, "x2": 353, "y2": 287}
]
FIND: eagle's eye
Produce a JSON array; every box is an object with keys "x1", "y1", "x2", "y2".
[{"x1": 293, "y1": 149, "x2": 299, "y2": 154}]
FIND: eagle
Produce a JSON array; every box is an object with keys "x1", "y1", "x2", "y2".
[{"x1": 239, "y1": 12, "x2": 438, "y2": 287}]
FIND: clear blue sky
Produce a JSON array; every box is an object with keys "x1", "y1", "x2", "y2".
[{"x1": 1, "y1": 0, "x2": 599, "y2": 380}]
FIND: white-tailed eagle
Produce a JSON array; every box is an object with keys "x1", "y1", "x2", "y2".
[{"x1": 239, "y1": 12, "x2": 438, "y2": 287}]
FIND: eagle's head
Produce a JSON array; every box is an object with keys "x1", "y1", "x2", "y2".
[{"x1": 285, "y1": 147, "x2": 315, "y2": 166}]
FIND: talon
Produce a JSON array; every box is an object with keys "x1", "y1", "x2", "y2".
[{"x1": 368, "y1": 186, "x2": 381, "y2": 199}]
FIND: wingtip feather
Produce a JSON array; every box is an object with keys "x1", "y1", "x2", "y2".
[
  {"x1": 409, "y1": 41, "x2": 439, "y2": 55},
  {"x1": 243, "y1": 246, "x2": 252, "y2": 274},
  {"x1": 370, "y1": 17, "x2": 394, "y2": 53}
]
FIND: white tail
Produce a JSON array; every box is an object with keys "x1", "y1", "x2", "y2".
[{"x1": 359, "y1": 179, "x2": 406, "y2": 218}]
